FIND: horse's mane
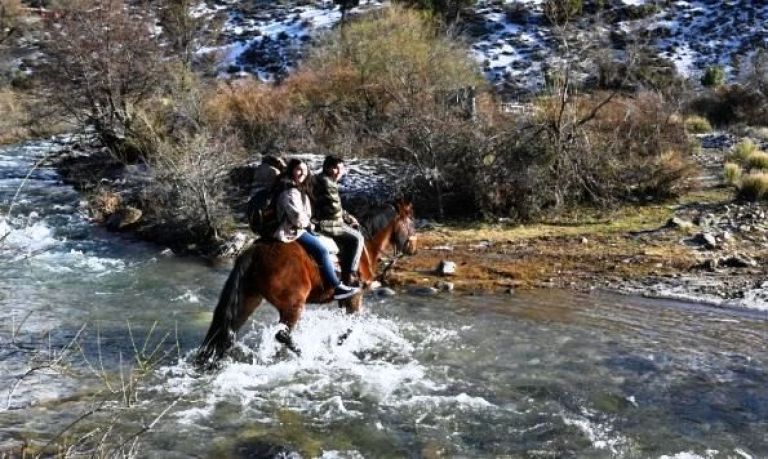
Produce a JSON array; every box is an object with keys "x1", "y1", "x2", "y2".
[{"x1": 359, "y1": 204, "x2": 396, "y2": 240}]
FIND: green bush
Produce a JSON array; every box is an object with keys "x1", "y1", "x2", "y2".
[
  {"x1": 701, "y1": 66, "x2": 726, "y2": 87},
  {"x1": 543, "y1": 0, "x2": 583, "y2": 25}
]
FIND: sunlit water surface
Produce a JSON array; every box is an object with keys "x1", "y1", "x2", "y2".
[{"x1": 1, "y1": 141, "x2": 767, "y2": 458}]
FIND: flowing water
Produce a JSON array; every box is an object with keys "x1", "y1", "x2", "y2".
[{"x1": 1, "y1": 140, "x2": 767, "y2": 458}]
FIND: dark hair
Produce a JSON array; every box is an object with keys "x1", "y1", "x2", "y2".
[
  {"x1": 322, "y1": 155, "x2": 344, "y2": 175},
  {"x1": 271, "y1": 158, "x2": 313, "y2": 198}
]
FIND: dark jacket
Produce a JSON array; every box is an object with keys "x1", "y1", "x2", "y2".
[{"x1": 312, "y1": 174, "x2": 353, "y2": 236}]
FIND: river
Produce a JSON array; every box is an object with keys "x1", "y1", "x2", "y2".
[{"x1": 1, "y1": 140, "x2": 767, "y2": 458}]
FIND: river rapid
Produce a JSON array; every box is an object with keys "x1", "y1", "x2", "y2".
[{"x1": 1, "y1": 140, "x2": 767, "y2": 458}]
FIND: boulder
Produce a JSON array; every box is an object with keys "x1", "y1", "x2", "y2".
[
  {"x1": 692, "y1": 232, "x2": 718, "y2": 249},
  {"x1": 105, "y1": 206, "x2": 142, "y2": 231}
]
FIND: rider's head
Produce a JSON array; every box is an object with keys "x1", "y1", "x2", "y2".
[
  {"x1": 282, "y1": 158, "x2": 313, "y2": 195},
  {"x1": 322, "y1": 155, "x2": 346, "y2": 182}
]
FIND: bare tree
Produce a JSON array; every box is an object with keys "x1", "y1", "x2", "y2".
[{"x1": 38, "y1": 0, "x2": 164, "y2": 161}]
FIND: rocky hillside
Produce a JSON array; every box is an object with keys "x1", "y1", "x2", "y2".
[{"x1": 199, "y1": 0, "x2": 768, "y2": 94}]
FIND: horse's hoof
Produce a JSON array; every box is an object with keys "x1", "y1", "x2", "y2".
[{"x1": 275, "y1": 330, "x2": 301, "y2": 356}]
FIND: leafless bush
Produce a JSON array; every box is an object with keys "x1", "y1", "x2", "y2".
[
  {"x1": 140, "y1": 130, "x2": 242, "y2": 245},
  {"x1": 2, "y1": 317, "x2": 181, "y2": 457},
  {"x1": 467, "y1": 88, "x2": 696, "y2": 221},
  {"x1": 37, "y1": 0, "x2": 164, "y2": 162}
]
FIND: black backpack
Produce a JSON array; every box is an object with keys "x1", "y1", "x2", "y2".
[{"x1": 246, "y1": 188, "x2": 279, "y2": 238}]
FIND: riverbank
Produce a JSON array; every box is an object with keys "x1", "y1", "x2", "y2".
[
  {"x1": 49, "y1": 132, "x2": 768, "y2": 310},
  {"x1": 392, "y1": 187, "x2": 768, "y2": 309}
]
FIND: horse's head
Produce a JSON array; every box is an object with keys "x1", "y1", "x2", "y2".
[{"x1": 391, "y1": 198, "x2": 417, "y2": 256}]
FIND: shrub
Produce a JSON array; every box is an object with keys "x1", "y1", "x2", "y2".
[
  {"x1": 730, "y1": 139, "x2": 758, "y2": 163},
  {"x1": 543, "y1": 0, "x2": 583, "y2": 25},
  {"x1": 701, "y1": 66, "x2": 726, "y2": 87},
  {"x1": 503, "y1": 2, "x2": 529, "y2": 24},
  {"x1": 287, "y1": 6, "x2": 484, "y2": 218},
  {"x1": 684, "y1": 115, "x2": 712, "y2": 133},
  {"x1": 471, "y1": 91, "x2": 696, "y2": 219},
  {"x1": 688, "y1": 84, "x2": 768, "y2": 127},
  {"x1": 0, "y1": 0, "x2": 23, "y2": 47},
  {"x1": 746, "y1": 151, "x2": 768, "y2": 171},
  {"x1": 0, "y1": 88, "x2": 26, "y2": 144},
  {"x1": 203, "y1": 78, "x2": 299, "y2": 154},
  {"x1": 140, "y1": 129, "x2": 241, "y2": 245},
  {"x1": 723, "y1": 162, "x2": 742, "y2": 187},
  {"x1": 392, "y1": 0, "x2": 475, "y2": 21},
  {"x1": 739, "y1": 172, "x2": 768, "y2": 201}
]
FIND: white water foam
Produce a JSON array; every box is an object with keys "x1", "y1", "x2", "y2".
[
  {"x1": 162, "y1": 308, "x2": 469, "y2": 425},
  {"x1": 561, "y1": 408, "x2": 630, "y2": 456},
  {"x1": 0, "y1": 216, "x2": 57, "y2": 261},
  {"x1": 659, "y1": 450, "x2": 720, "y2": 459},
  {"x1": 639, "y1": 283, "x2": 768, "y2": 312}
]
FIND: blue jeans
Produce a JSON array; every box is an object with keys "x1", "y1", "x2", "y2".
[{"x1": 297, "y1": 231, "x2": 340, "y2": 288}]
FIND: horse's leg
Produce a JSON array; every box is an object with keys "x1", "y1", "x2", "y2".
[
  {"x1": 336, "y1": 292, "x2": 363, "y2": 345},
  {"x1": 232, "y1": 291, "x2": 263, "y2": 333},
  {"x1": 275, "y1": 302, "x2": 304, "y2": 356}
]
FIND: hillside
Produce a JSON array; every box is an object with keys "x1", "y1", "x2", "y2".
[{"x1": 193, "y1": 0, "x2": 768, "y2": 93}]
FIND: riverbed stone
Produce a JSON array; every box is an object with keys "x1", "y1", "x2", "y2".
[
  {"x1": 435, "y1": 280, "x2": 454, "y2": 292},
  {"x1": 436, "y1": 259, "x2": 457, "y2": 276},
  {"x1": 667, "y1": 216, "x2": 694, "y2": 230},
  {"x1": 408, "y1": 286, "x2": 439, "y2": 296},
  {"x1": 374, "y1": 287, "x2": 397, "y2": 297},
  {"x1": 720, "y1": 255, "x2": 757, "y2": 268},
  {"x1": 692, "y1": 232, "x2": 718, "y2": 249}
]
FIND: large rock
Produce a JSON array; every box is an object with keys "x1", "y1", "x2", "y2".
[{"x1": 105, "y1": 206, "x2": 142, "y2": 231}]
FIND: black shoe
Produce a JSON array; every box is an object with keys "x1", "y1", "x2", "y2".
[{"x1": 333, "y1": 283, "x2": 360, "y2": 300}]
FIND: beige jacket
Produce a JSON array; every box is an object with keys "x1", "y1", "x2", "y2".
[{"x1": 274, "y1": 188, "x2": 313, "y2": 242}]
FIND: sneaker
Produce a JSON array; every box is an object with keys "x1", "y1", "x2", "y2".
[{"x1": 333, "y1": 283, "x2": 360, "y2": 300}]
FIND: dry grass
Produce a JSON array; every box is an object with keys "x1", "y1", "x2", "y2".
[
  {"x1": 723, "y1": 162, "x2": 742, "y2": 187},
  {"x1": 730, "y1": 138, "x2": 759, "y2": 163},
  {"x1": 739, "y1": 172, "x2": 768, "y2": 201},
  {"x1": 684, "y1": 115, "x2": 712, "y2": 133},
  {"x1": 0, "y1": 88, "x2": 30, "y2": 144},
  {"x1": 746, "y1": 151, "x2": 768, "y2": 171}
]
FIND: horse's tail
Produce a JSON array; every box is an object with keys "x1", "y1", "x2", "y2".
[{"x1": 196, "y1": 246, "x2": 256, "y2": 367}]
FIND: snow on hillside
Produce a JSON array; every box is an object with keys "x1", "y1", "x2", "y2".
[{"x1": 201, "y1": 0, "x2": 768, "y2": 92}]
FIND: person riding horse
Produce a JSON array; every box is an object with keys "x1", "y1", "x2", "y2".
[
  {"x1": 312, "y1": 155, "x2": 365, "y2": 286},
  {"x1": 272, "y1": 158, "x2": 359, "y2": 300}
]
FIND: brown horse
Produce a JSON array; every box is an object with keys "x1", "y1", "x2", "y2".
[{"x1": 196, "y1": 199, "x2": 417, "y2": 364}]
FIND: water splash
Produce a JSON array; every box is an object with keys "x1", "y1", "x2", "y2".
[{"x1": 164, "y1": 308, "x2": 456, "y2": 425}]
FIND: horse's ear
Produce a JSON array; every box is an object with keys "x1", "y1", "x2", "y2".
[{"x1": 394, "y1": 196, "x2": 413, "y2": 216}]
